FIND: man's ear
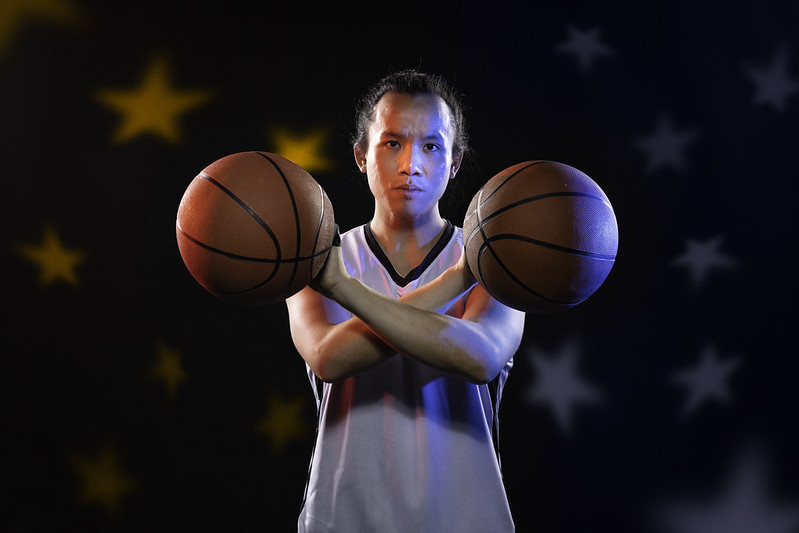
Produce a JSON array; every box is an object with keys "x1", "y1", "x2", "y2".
[
  {"x1": 353, "y1": 145, "x2": 367, "y2": 173},
  {"x1": 450, "y1": 152, "x2": 463, "y2": 179}
]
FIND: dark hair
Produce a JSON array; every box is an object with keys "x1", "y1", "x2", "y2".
[{"x1": 351, "y1": 69, "x2": 470, "y2": 159}]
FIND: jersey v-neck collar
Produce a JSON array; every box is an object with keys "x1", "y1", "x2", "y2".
[{"x1": 364, "y1": 220, "x2": 455, "y2": 288}]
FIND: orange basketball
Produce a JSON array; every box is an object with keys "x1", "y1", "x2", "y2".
[
  {"x1": 463, "y1": 161, "x2": 618, "y2": 313},
  {"x1": 176, "y1": 151, "x2": 336, "y2": 305}
]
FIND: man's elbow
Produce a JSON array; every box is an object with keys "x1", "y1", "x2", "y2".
[
  {"x1": 462, "y1": 355, "x2": 504, "y2": 385},
  {"x1": 315, "y1": 367, "x2": 347, "y2": 384},
  {"x1": 307, "y1": 352, "x2": 338, "y2": 383},
  {"x1": 305, "y1": 343, "x2": 350, "y2": 383}
]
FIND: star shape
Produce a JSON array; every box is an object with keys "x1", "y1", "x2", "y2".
[
  {"x1": 524, "y1": 339, "x2": 603, "y2": 434},
  {"x1": 635, "y1": 114, "x2": 700, "y2": 175},
  {"x1": 255, "y1": 393, "x2": 307, "y2": 453},
  {"x1": 743, "y1": 48, "x2": 799, "y2": 112},
  {"x1": 270, "y1": 127, "x2": 333, "y2": 173},
  {"x1": 672, "y1": 235, "x2": 737, "y2": 289},
  {"x1": 671, "y1": 343, "x2": 742, "y2": 417},
  {"x1": 554, "y1": 25, "x2": 615, "y2": 74},
  {"x1": 0, "y1": 0, "x2": 81, "y2": 59},
  {"x1": 152, "y1": 338, "x2": 186, "y2": 399},
  {"x1": 654, "y1": 447, "x2": 799, "y2": 533},
  {"x1": 17, "y1": 225, "x2": 85, "y2": 287},
  {"x1": 96, "y1": 54, "x2": 214, "y2": 144},
  {"x1": 71, "y1": 446, "x2": 136, "y2": 515}
]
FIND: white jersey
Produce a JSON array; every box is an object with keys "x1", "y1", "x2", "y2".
[{"x1": 298, "y1": 222, "x2": 514, "y2": 533}]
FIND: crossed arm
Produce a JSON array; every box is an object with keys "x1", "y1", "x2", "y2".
[{"x1": 285, "y1": 246, "x2": 526, "y2": 384}]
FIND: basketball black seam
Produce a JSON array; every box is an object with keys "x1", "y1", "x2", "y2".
[
  {"x1": 486, "y1": 191, "x2": 611, "y2": 221},
  {"x1": 464, "y1": 191, "x2": 613, "y2": 248},
  {"x1": 474, "y1": 187, "x2": 501, "y2": 302},
  {"x1": 473, "y1": 194, "x2": 535, "y2": 303},
  {"x1": 471, "y1": 166, "x2": 582, "y2": 306},
  {"x1": 186, "y1": 156, "x2": 333, "y2": 298},
  {"x1": 463, "y1": 162, "x2": 547, "y2": 227},
  {"x1": 477, "y1": 243, "x2": 582, "y2": 305},
  {"x1": 478, "y1": 161, "x2": 548, "y2": 209},
  {"x1": 476, "y1": 239, "x2": 572, "y2": 305},
  {"x1": 256, "y1": 152, "x2": 301, "y2": 288},
  {"x1": 310, "y1": 183, "x2": 325, "y2": 283},
  {"x1": 177, "y1": 222, "x2": 334, "y2": 296},
  {"x1": 483, "y1": 234, "x2": 616, "y2": 260},
  {"x1": 177, "y1": 221, "x2": 279, "y2": 294},
  {"x1": 177, "y1": 223, "x2": 332, "y2": 264},
  {"x1": 198, "y1": 171, "x2": 282, "y2": 262},
  {"x1": 214, "y1": 246, "x2": 336, "y2": 295}
]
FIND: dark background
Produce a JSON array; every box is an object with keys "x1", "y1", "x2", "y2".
[{"x1": 5, "y1": 0, "x2": 799, "y2": 531}]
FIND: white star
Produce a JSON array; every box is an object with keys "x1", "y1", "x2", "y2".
[
  {"x1": 635, "y1": 114, "x2": 700, "y2": 175},
  {"x1": 671, "y1": 343, "x2": 742, "y2": 417},
  {"x1": 524, "y1": 339, "x2": 603, "y2": 434},
  {"x1": 672, "y1": 235, "x2": 738, "y2": 289},
  {"x1": 654, "y1": 447, "x2": 799, "y2": 533},
  {"x1": 554, "y1": 25, "x2": 615, "y2": 74},
  {"x1": 744, "y1": 48, "x2": 799, "y2": 112}
]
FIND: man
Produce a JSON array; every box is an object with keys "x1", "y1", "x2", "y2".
[{"x1": 287, "y1": 70, "x2": 525, "y2": 532}]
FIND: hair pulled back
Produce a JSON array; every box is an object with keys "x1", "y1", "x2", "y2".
[{"x1": 351, "y1": 69, "x2": 470, "y2": 159}]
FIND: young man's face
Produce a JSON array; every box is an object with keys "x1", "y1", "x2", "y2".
[{"x1": 355, "y1": 92, "x2": 461, "y2": 222}]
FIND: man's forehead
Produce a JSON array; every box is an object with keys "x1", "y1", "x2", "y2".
[{"x1": 372, "y1": 92, "x2": 455, "y2": 136}]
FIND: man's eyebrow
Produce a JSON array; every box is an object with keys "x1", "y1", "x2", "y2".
[
  {"x1": 377, "y1": 131, "x2": 446, "y2": 141},
  {"x1": 423, "y1": 132, "x2": 445, "y2": 141}
]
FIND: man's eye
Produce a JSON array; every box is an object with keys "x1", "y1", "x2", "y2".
[
  {"x1": 385, "y1": 140, "x2": 400, "y2": 148},
  {"x1": 424, "y1": 143, "x2": 440, "y2": 152}
]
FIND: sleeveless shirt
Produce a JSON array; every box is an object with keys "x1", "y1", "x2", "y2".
[{"x1": 298, "y1": 222, "x2": 514, "y2": 533}]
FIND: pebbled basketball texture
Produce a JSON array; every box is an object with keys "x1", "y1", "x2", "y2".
[
  {"x1": 176, "y1": 151, "x2": 335, "y2": 305},
  {"x1": 463, "y1": 160, "x2": 618, "y2": 313}
]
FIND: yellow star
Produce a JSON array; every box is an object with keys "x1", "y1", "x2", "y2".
[
  {"x1": 71, "y1": 446, "x2": 136, "y2": 515},
  {"x1": 0, "y1": 0, "x2": 82, "y2": 59},
  {"x1": 17, "y1": 225, "x2": 85, "y2": 287},
  {"x1": 152, "y1": 338, "x2": 186, "y2": 399},
  {"x1": 96, "y1": 54, "x2": 213, "y2": 144},
  {"x1": 270, "y1": 127, "x2": 333, "y2": 173},
  {"x1": 255, "y1": 393, "x2": 307, "y2": 453}
]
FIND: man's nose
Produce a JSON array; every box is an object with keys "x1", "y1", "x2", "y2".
[{"x1": 399, "y1": 145, "x2": 423, "y2": 176}]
